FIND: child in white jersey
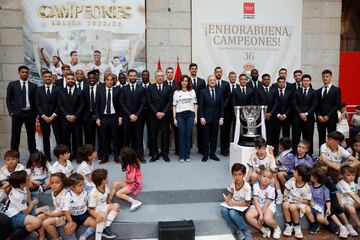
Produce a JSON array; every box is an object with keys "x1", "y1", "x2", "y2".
[
  {"x1": 26, "y1": 152, "x2": 50, "y2": 191},
  {"x1": 245, "y1": 166, "x2": 281, "y2": 239},
  {"x1": 337, "y1": 165, "x2": 360, "y2": 233},
  {"x1": 221, "y1": 163, "x2": 252, "y2": 240},
  {"x1": 0, "y1": 150, "x2": 25, "y2": 177},
  {"x1": 4, "y1": 170, "x2": 46, "y2": 239},
  {"x1": 42, "y1": 172, "x2": 68, "y2": 239},
  {"x1": 283, "y1": 165, "x2": 312, "y2": 239},
  {"x1": 62, "y1": 173, "x2": 96, "y2": 240},
  {"x1": 246, "y1": 137, "x2": 276, "y2": 184},
  {"x1": 77, "y1": 144, "x2": 97, "y2": 192},
  {"x1": 88, "y1": 169, "x2": 120, "y2": 240},
  {"x1": 51, "y1": 144, "x2": 73, "y2": 177}
]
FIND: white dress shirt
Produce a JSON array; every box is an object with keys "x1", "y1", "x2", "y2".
[{"x1": 322, "y1": 83, "x2": 332, "y2": 97}]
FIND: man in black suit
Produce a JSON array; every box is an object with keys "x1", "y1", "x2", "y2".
[
  {"x1": 82, "y1": 71, "x2": 102, "y2": 159},
  {"x1": 120, "y1": 69, "x2": 146, "y2": 163},
  {"x1": 140, "y1": 70, "x2": 152, "y2": 156},
  {"x1": 164, "y1": 67, "x2": 178, "y2": 155},
  {"x1": 35, "y1": 70, "x2": 61, "y2": 161},
  {"x1": 316, "y1": 69, "x2": 341, "y2": 147},
  {"x1": 271, "y1": 68, "x2": 292, "y2": 90},
  {"x1": 147, "y1": 70, "x2": 173, "y2": 162},
  {"x1": 246, "y1": 69, "x2": 262, "y2": 105},
  {"x1": 96, "y1": 74, "x2": 122, "y2": 164},
  {"x1": 199, "y1": 75, "x2": 224, "y2": 162},
  {"x1": 290, "y1": 70, "x2": 303, "y2": 91},
  {"x1": 58, "y1": 73, "x2": 84, "y2": 159},
  {"x1": 214, "y1": 67, "x2": 231, "y2": 156},
  {"x1": 271, "y1": 77, "x2": 293, "y2": 155},
  {"x1": 257, "y1": 74, "x2": 275, "y2": 144},
  {"x1": 75, "y1": 69, "x2": 88, "y2": 91},
  {"x1": 55, "y1": 64, "x2": 71, "y2": 89},
  {"x1": 189, "y1": 63, "x2": 206, "y2": 154},
  {"x1": 292, "y1": 74, "x2": 317, "y2": 154},
  {"x1": 6, "y1": 65, "x2": 37, "y2": 154}
]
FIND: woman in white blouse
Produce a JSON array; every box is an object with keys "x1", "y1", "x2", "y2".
[{"x1": 173, "y1": 75, "x2": 198, "y2": 162}]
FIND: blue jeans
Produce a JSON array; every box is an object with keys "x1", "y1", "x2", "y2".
[
  {"x1": 221, "y1": 207, "x2": 246, "y2": 231},
  {"x1": 176, "y1": 111, "x2": 195, "y2": 160}
]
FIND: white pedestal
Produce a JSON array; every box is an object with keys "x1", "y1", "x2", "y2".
[{"x1": 229, "y1": 142, "x2": 254, "y2": 173}]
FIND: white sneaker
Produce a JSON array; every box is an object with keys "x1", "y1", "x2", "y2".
[
  {"x1": 294, "y1": 225, "x2": 303, "y2": 239},
  {"x1": 339, "y1": 225, "x2": 349, "y2": 238},
  {"x1": 179, "y1": 159, "x2": 185, "y2": 163},
  {"x1": 346, "y1": 224, "x2": 359, "y2": 236},
  {"x1": 283, "y1": 223, "x2": 293, "y2": 237},
  {"x1": 261, "y1": 227, "x2": 271, "y2": 238},
  {"x1": 130, "y1": 201, "x2": 142, "y2": 211},
  {"x1": 273, "y1": 226, "x2": 282, "y2": 239},
  {"x1": 275, "y1": 194, "x2": 283, "y2": 205},
  {"x1": 185, "y1": 159, "x2": 191, "y2": 162}
]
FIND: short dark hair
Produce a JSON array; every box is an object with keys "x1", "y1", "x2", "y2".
[
  {"x1": 293, "y1": 70, "x2": 302, "y2": 75},
  {"x1": 188, "y1": 63, "x2": 198, "y2": 69},
  {"x1": 340, "y1": 165, "x2": 355, "y2": 175},
  {"x1": 42, "y1": 70, "x2": 52, "y2": 76},
  {"x1": 279, "y1": 137, "x2": 292, "y2": 150},
  {"x1": 4, "y1": 150, "x2": 20, "y2": 160},
  {"x1": 61, "y1": 64, "x2": 70, "y2": 70},
  {"x1": 142, "y1": 70, "x2": 149, "y2": 74},
  {"x1": 18, "y1": 65, "x2": 29, "y2": 72},
  {"x1": 295, "y1": 165, "x2": 310, "y2": 182},
  {"x1": 70, "y1": 50, "x2": 77, "y2": 56},
  {"x1": 50, "y1": 172, "x2": 70, "y2": 188},
  {"x1": 228, "y1": 71, "x2": 236, "y2": 76},
  {"x1": 176, "y1": 75, "x2": 192, "y2": 91},
  {"x1": 128, "y1": 69, "x2": 137, "y2": 75},
  {"x1": 262, "y1": 73, "x2": 270, "y2": 79},
  {"x1": 166, "y1": 67, "x2": 174, "y2": 72},
  {"x1": 311, "y1": 167, "x2": 328, "y2": 184},
  {"x1": 214, "y1": 66, "x2": 222, "y2": 72},
  {"x1": 91, "y1": 169, "x2": 108, "y2": 187},
  {"x1": 66, "y1": 72, "x2": 75, "y2": 78},
  {"x1": 53, "y1": 144, "x2": 70, "y2": 158},
  {"x1": 327, "y1": 131, "x2": 344, "y2": 142},
  {"x1": 9, "y1": 170, "x2": 27, "y2": 188},
  {"x1": 279, "y1": 68, "x2": 287, "y2": 73},
  {"x1": 87, "y1": 70, "x2": 97, "y2": 78},
  {"x1": 277, "y1": 77, "x2": 285, "y2": 82},
  {"x1": 239, "y1": 73, "x2": 247, "y2": 79},
  {"x1": 322, "y1": 69, "x2": 332, "y2": 76},
  {"x1": 301, "y1": 74, "x2": 311, "y2": 81},
  {"x1": 298, "y1": 139, "x2": 310, "y2": 149},
  {"x1": 69, "y1": 173, "x2": 84, "y2": 187},
  {"x1": 231, "y1": 163, "x2": 246, "y2": 174},
  {"x1": 94, "y1": 50, "x2": 101, "y2": 55},
  {"x1": 251, "y1": 69, "x2": 258, "y2": 74},
  {"x1": 77, "y1": 144, "x2": 96, "y2": 163},
  {"x1": 254, "y1": 137, "x2": 267, "y2": 148}
]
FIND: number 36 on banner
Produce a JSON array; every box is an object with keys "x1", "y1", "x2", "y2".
[{"x1": 244, "y1": 52, "x2": 254, "y2": 61}]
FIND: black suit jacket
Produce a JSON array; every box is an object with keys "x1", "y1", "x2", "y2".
[
  {"x1": 231, "y1": 86, "x2": 254, "y2": 106},
  {"x1": 293, "y1": 88, "x2": 317, "y2": 122},
  {"x1": 246, "y1": 80, "x2": 263, "y2": 104},
  {"x1": 199, "y1": 87, "x2": 224, "y2": 122},
  {"x1": 191, "y1": 77, "x2": 206, "y2": 99},
  {"x1": 6, "y1": 80, "x2": 37, "y2": 117},
  {"x1": 246, "y1": 80, "x2": 263, "y2": 89},
  {"x1": 316, "y1": 85, "x2": 341, "y2": 119},
  {"x1": 272, "y1": 89, "x2": 293, "y2": 117},
  {"x1": 257, "y1": 86, "x2": 275, "y2": 113},
  {"x1": 82, "y1": 84, "x2": 99, "y2": 121},
  {"x1": 120, "y1": 84, "x2": 146, "y2": 118},
  {"x1": 147, "y1": 83, "x2": 173, "y2": 118},
  {"x1": 164, "y1": 80, "x2": 177, "y2": 92},
  {"x1": 55, "y1": 78, "x2": 66, "y2": 89},
  {"x1": 58, "y1": 87, "x2": 84, "y2": 118},
  {"x1": 218, "y1": 80, "x2": 231, "y2": 108},
  {"x1": 35, "y1": 85, "x2": 60, "y2": 117},
  {"x1": 95, "y1": 86, "x2": 121, "y2": 119}
]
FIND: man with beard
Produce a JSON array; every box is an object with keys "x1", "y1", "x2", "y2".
[
  {"x1": 214, "y1": 67, "x2": 230, "y2": 156},
  {"x1": 246, "y1": 68, "x2": 262, "y2": 105},
  {"x1": 58, "y1": 73, "x2": 84, "y2": 160},
  {"x1": 35, "y1": 70, "x2": 61, "y2": 161},
  {"x1": 120, "y1": 69, "x2": 146, "y2": 163},
  {"x1": 75, "y1": 69, "x2": 88, "y2": 91},
  {"x1": 291, "y1": 70, "x2": 303, "y2": 91}
]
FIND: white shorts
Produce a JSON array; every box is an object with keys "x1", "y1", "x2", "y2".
[
  {"x1": 95, "y1": 204, "x2": 110, "y2": 213},
  {"x1": 340, "y1": 200, "x2": 354, "y2": 208},
  {"x1": 250, "y1": 203, "x2": 276, "y2": 214}
]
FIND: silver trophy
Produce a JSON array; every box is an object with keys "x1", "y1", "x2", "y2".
[{"x1": 239, "y1": 105, "x2": 267, "y2": 137}]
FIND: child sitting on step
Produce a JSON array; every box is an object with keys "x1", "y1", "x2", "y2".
[
  {"x1": 0, "y1": 150, "x2": 25, "y2": 177},
  {"x1": 245, "y1": 166, "x2": 281, "y2": 239},
  {"x1": 110, "y1": 147, "x2": 143, "y2": 211},
  {"x1": 76, "y1": 144, "x2": 97, "y2": 192}
]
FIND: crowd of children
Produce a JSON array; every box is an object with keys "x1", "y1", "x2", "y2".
[
  {"x1": 0, "y1": 145, "x2": 143, "y2": 240},
  {"x1": 222, "y1": 131, "x2": 360, "y2": 240}
]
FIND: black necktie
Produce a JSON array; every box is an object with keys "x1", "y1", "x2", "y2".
[
  {"x1": 211, "y1": 89, "x2": 215, "y2": 101},
  {"x1": 280, "y1": 89, "x2": 284, "y2": 97},
  {"x1": 158, "y1": 85, "x2": 162, "y2": 95},
  {"x1": 22, "y1": 82, "x2": 26, "y2": 108},
  {"x1": 303, "y1": 89, "x2": 307, "y2": 96},
  {"x1": 323, "y1": 86, "x2": 328, "y2": 98},
  {"x1": 68, "y1": 88, "x2": 72, "y2": 96},
  {"x1": 131, "y1": 84, "x2": 135, "y2": 92},
  {"x1": 90, "y1": 86, "x2": 95, "y2": 112},
  {"x1": 46, "y1": 86, "x2": 50, "y2": 97},
  {"x1": 242, "y1": 87, "x2": 245, "y2": 94},
  {"x1": 106, "y1": 89, "x2": 111, "y2": 114},
  {"x1": 297, "y1": 83, "x2": 301, "y2": 90},
  {"x1": 218, "y1": 81, "x2": 220, "y2": 87},
  {"x1": 193, "y1": 79, "x2": 197, "y2": 88},
  {"x1": 265, "y1": 87, "x2": 269, "y2": 94},
  {"x1": 232, "y1": 84, "x2": 235, "y2": 93},
  {"x1": 253, "y1": 81, "x2": 257, "y2": 88}
]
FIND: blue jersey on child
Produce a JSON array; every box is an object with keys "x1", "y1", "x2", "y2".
[
  {"x1": 309, "y1": 182, "x2": 330, "y2": 213},
  {"x1": 279, "y1": 152, "x2": 314, "y2": 172}
]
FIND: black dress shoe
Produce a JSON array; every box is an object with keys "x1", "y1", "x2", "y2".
[
  {"x1": 209, "y1": 155, "x2": 220, "y2": 161},
  {"x1": 99, "y1": 158, "x2": 109, "y2": 164},
  {"x1": 163, "y1": 155, "x2": 170, "y2": 162},
  {"x1": 139, "y1": 156, "x2": 146, "y2": 164},
  {"x1": 220, "y1": 150, "x2": 226, "y2": 156},
  {"x1": 149, "y1": 154, "x2": 159, "y2": 162},
  {"x1": 45, "y1": 156, "x2": 52, "y2": 162},
  {"x1": 202, "y1": 156, "x2": 208, "y2": 162},
  {"x1": 98, "y1": 155, "x2": 103, "y2": 161}
]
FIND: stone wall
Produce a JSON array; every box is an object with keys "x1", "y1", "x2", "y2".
[{"x1": 0, "y1": 0, "x2": 342, "y2": 154}]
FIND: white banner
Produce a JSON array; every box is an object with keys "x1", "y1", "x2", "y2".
[
  {"x1": 22, "y1": 0, "x2": 145, "y2": 84},
  {"x1": 191, "y1": 0, "x2": 302, "y2": 80}
]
